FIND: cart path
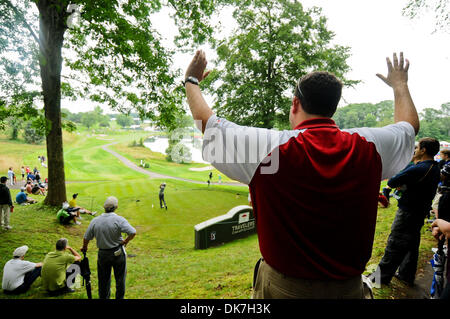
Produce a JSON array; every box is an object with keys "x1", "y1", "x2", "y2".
[{"x1": 101, "y1": 142, "x2": 246, "y2": 187}]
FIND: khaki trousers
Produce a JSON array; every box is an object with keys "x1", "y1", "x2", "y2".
[
  {"x1": 0, "y1": 204, "x2": 10, "y2": 227},
  {"x1": 252, "y1": 259, "x2": 364, "y2": 299}
]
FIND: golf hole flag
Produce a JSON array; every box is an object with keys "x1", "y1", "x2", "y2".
[{"x1": 194, "y1": 205, "x2": 255, "y2": 249}]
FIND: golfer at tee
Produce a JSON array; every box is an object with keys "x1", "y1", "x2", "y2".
[
  {"x1": 81, "y1": 196, "x2": 136, "y2": 299},
  {"x1": 184, "y1": 50, "x2": 419, "y2": 298}
]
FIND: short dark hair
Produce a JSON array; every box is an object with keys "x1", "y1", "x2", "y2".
[
  {"x1": 295, "y1": 71, "x2": 343, "y2": 117},
  {"x1": 56, "y1": 238, "x2": 68, "y2": 251},
  {"x1": 441, "y1": 149, "x2": 450, "y2": 157},
  {"x1": 418, "y1": 137, "x2": 440, "y2": 157},
  {"x1": 0, "y1": 176, "x2": 7, "y2": 183}
]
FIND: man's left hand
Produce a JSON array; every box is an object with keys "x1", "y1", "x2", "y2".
[{"x1": 185, "y1": 50, "x2": 210, "y2": 82}]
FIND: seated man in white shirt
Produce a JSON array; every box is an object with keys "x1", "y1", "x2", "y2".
[{"x1": 2, "y1": 245, "x2": 43, "y2": 294}]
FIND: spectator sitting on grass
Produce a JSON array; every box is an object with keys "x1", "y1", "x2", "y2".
[
  {"x1": 26, "y1": 173, "x2": 35, "y2": 182},
  {"x1": 16, "y1": 187, "x2": 37, "y2": 205},
  {"x1": 41, "y1": 238, "x2": 81, "y2": 295},
  {"x1": 25, "y1": 181, "x2": 33, "y2": 194},
  {"x1": 57, "y1": 202, "x2": 81, "y2": 225},
  {"x1": 31, "y1": 182, "x2": 46, "y2": 196},
  {"x1": 2, "y1": 245, "x2": 42, "y2": 295},
  {"x1": 68, "y1": 193, "x2": 96, "y2": 216}
]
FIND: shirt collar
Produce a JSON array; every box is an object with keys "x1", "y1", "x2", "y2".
[{"x1": 293, "y1": 117, "x2": 338, "y2": 130}]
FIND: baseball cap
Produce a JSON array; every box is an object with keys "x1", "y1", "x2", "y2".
[
  {"x1": 73, "y1": 193, "x2": 78, "y2": 198},
  {"x1": 104, "y1": 196, "x2": 118, "y2": 210},
  {"x1": 13, "y1": 245, "x2": 29, "y2": 258}
]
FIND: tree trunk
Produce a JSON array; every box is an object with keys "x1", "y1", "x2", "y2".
[{"x1": 36, "y1": 1, "x2": 68, "y2": 206}]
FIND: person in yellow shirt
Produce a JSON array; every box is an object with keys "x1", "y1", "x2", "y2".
[{"x1": 68, "y1": 193, "x2": 96, "y2": 216}]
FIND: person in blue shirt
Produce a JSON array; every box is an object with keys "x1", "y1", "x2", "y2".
[
  {"x1": 16, "y1": 188, "x2": 37, "y2": 205},
  {"x1": 26, "y1": 173, "x2": 35, "y2": 182},
  {"x1": 438, "y1": 149, "x2": 450, "y2": 171},
  {"x1": 374, "y1": 138, "x2": 441, "y2": 286}
]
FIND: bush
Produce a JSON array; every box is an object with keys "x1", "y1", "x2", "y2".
[{"x1": 23, "y1": 122, "x2": 45, "y2": 144}]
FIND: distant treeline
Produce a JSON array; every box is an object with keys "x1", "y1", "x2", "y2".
[
  {"x1": 62, "y1": 107, "x2": 142, "y2": 129},
  {"x1": 333, "y1": 100, "x2": 450, "y2": 142}
]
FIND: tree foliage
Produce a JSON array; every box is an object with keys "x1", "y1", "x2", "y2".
[
  {"x1": 417, "y1": 102, "x2": 450, "y2": 141},
  {"x1": 202, "y1": 0, "x2": 357, "y2": 129},
  {"x1": 23, "y1": 121, "x2": 45, "y2": 144},
  {"x1": 403, "y1": 0, "x2": 450, "y2": 32},
  {"x1": 333, "y1": 100, "x2": 394, "y2": 129},
  {"x1": 115, "y1": 113, "x2": 134, "y2": 128},
  {"x1": 0, "y1": 0, "x2": 224, "y2": 205}
]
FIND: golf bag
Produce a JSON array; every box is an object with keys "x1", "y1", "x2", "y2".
[{"x1": 80, "y1": 252, "x2": 92, "y2": 299}]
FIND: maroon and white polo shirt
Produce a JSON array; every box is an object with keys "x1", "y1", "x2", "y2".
[{"x1": 202, "y1": 115, "x2": 415, "y2": 280}]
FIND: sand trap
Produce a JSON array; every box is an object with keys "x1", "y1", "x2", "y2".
[{"x1": 189, "y1": 166, "x2": 214, "y2": 171}]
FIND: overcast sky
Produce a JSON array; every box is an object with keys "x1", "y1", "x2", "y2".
[{"x1": 63, "y1": 0, "x2": 450, "y2": 114}]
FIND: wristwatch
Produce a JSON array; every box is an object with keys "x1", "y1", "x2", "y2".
[{"x1": 183, "y1": 76, "x2": 199, "y2": 87}]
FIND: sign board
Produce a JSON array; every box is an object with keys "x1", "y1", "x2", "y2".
[{"x1": 194, "y1": 205, "x2": 255, "y2": 249}]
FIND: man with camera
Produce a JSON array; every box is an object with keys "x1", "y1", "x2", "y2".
[
  {"x1": 184, "y1": 50, "x2": 419, "y2": 298},
  {"x1": 375, "y1": 138, "x2": 441, "y2": 286}
]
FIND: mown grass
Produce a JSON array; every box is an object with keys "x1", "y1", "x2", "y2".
[
  {"x1": 0, "y1": 179, "x2": 253, "y2": 299},
  {"x1": 0, "y1": 131, "x2": 440, "y2": 299},
  {"x1": 110, "y1": 142, "x2": 236, "y2": 184}
]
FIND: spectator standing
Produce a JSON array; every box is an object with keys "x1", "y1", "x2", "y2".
[
  {"x1": 374, "y1": 138, "x2": 441, "y2": 286},
  {"x1": 184, "y1": 50, "x2": 419, "y2": 298},
  {"x1": 438, "y1": 149, "x2": 450, "y2": 171},
  {"x1": 35, "y1": 171, "x2": 41, "y2": 183},
  {"x1": 41, "y1": 238, "x2": 81, "y2": 295},
  {"x1": 20, "y1": 167, "x2": 25, "y2": 181},
  {"x1": 7, "y1": 168, "x2": 14, "y2": 186},
  {"x1": 2, "y1": 245, "x2": 42, "y2": 294},
  {"x1": 0, "y1": 176, "x2": 14, "y2": 230},
  {"x1": 81, "y1": 196, "x2": 136, "y2": 299}
]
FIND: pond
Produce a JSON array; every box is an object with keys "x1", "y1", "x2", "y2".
[{"x1": 143, "y1": 136, "x2": 208, "y2": 164}]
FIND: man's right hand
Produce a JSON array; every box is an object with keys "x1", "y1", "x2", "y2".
[{"x1": 376, "y1": 52, "x2": 409, "y2": 89}]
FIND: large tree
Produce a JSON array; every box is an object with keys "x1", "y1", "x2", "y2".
[
  {"x1": 202, "y1": 0, "x2": 357, "y2": 129},
  {"x1": 0, "y1": 0, "x2": 221, "y2": 206}
]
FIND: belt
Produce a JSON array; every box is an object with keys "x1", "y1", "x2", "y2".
[{"x1": 99, "y1": 245, "x2": 121, "y2": 251}]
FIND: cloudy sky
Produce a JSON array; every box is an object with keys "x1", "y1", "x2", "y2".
[{"x1": 64, "y1": 0, "x2": 450, "y2": 114}]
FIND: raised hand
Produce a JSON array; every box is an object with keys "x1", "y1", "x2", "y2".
[
  {"x1": 376, "y1": 52, "x2": 409, "y2": 88},
  {"x1": 185, "y1": 50, "x2": 210, "y2": 82}
]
